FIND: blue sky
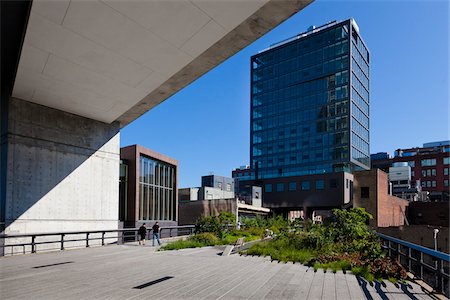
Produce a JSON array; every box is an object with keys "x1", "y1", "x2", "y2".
[{"x1": 121, "y1": 0, "x2": 449, "y2": 188}]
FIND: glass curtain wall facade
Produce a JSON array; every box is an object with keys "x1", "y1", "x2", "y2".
[
  {"x1": 250, "y1": 19, "x2": 370, "y2": 180},
  {"x1": 139, "y1": 155, "x2": 176, "y2": 221}
]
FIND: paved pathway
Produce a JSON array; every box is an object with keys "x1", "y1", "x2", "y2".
[{"x1": 0, "y1": 244, "x2": 433, "y2": 299}]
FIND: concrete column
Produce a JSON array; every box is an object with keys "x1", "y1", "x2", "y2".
[{"x1": 3, "y1": 98, "x2": 120, "y2": 251}]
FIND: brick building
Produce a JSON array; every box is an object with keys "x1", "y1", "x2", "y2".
[
  {"x1": 371, "y1": 141, "x2": 450, "y2": 201},
  {"x1": 353, "y1": 169, "x2": 409, "y2": 228}
]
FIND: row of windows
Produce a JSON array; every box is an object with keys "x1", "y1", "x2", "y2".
[
  {"x1": 253, "y1": 125, "x2": 349, "y2": 144},
  {"x1": 421, "y1": 181, "x2": 436, "y2": 188},
  {"x1": 252, "y1": 55, "x2": 349, "y2": 95},
  {"x1": 253, "y1": 108, "x2": 349, "y2": 132},
  {"x1": 252, "y1": 163, "x2": 352, "y2": 179},
  {"x1": 253, "y1": 135, "x2": 348, "y2": 153},
  {"x1": 351, "y1": 101, "x2": 369, "y2": 128},
  {"x1": 139, "y1": 184, "x2": 175, "y2": 221},
  {"x1": 351, "y1": 117, "x2": 369, "y2": 141},
  {"x1": 351, "y1": 132, "x2": 370, "y2": 154},
  {"x1": 351, "y1": 58, "x2": 369, "y2": 90},
  {"x1": 252, "y1": 88, "x2": 348, "y2": 120},
  {"x1": 351, "y1": 73, "x2": 369, "y2": 101},
  {"x1": 255, "y1": 148, "x2": 350, "y2": 167},
  {"x1": 351, "y1": 35, "x2": 369, "y2": 68},
  {"x1": 252, "y1": 26, "x2": 349, "y2": 69},
  {"x1": 421, "y1": 159, "x2": 436, "y2": 166},
  {"x1": 422, "y1": 169, "x2": 436, "y2": 177},
  {"x1": 352, "y1": 146, "x2": 370, "y2": 167},
  {"x1": 253, "y1": 40, "x2": 349, "y2": 82},
  {"x1": 266, "y1": 179, "x2": 328, "y2": 193},
  {"x1": 252, "y1": 74, "x2": 348, "y2": 107},
  {"x1": 351, "y1": 87, "x2": 369, "y2": 115},
  {"x1": 351, "y1": 42, "x2": 369, "y2": 76},
  {"x1": 252, "y1": 132, "x2": 349, "y2": 157},
  {"x1": 139, "y1": 156, "x2": 175, "y2": 189}
]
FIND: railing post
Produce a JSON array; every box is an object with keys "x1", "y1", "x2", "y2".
[
  {"x1": 86, "y1": 233, "x2": 90, "y2": 247},
  {"x1": 134, "y1": 230, "x2": 137, "y2": 242},
  {"x1": 408, "y1": 248, "x2": 412, "y2": 271},
  {"x1": 170, "y1": 228, "x2": 172, "y2": 238},
  {"x1": 419, "y1": 252, "x2": 424, "y2": 279},
  {"x1": 31, "y1": 235, "x2": 36, "y2": 253},
  {"x1": 436, "y1": 259, "x2": 445, "y2": 294},
  {"x1": 397, "y1": 242, "x2": 401, "y2": 262},
  {"x1": 61, "y1": 234, "x2": 65, "y2": 250},
  {"x1": 102, "y1": 232, "x2": 105, "y2": 246},
  {"x1": 388, "y1": 240, "x2": 392, "y2": 257}
]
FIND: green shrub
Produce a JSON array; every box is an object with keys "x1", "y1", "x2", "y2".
[{"x1": 190, "y1": 232, "x2": 220, "y2": 245}]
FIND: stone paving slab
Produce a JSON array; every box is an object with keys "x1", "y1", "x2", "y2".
[{"x1": 0, "y1": 244, "x2": 435, "y2": 300}]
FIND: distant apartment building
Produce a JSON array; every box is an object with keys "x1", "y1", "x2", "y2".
[
  {"x1": 119, "y1": 145, "x2": 178, "y2": 228},
  {"x1": 178, "y1": 174, "x2": 269, "y2": 225},
  {"x1": 243, "y1": 19, "x2": 370, "y2": 216},
  {"x1": 201, "y1": 175, "x2": 234, "y2": 193},
  {"x1": 371, "y1": 141, "x2": 450, "y2": 201},
  {"x1": 232, "y1": 165, "x2": 252, "y2": 193}
]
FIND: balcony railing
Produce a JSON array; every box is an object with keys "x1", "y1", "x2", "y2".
[
  {"x1": 0, "y1": 225, "x2": 195, "y2": 256},
  {"x1": 377, "y1": 233, "x2": 450, "y2": 297}
]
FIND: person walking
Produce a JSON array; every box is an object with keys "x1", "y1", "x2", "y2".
[
  {"x1": 138, "y1": 223, "x2": 147, "y2": 245},
  {"x1": 152, "y1": 222, "x2": 161, "y2": 246}
]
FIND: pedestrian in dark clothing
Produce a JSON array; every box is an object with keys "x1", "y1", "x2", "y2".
[
  {"x1": 152, "y1": 222, "x2": 161, "y2": 246},
  {"x1": 138, "y1": 223, "x2": 147, "y2": 245}
]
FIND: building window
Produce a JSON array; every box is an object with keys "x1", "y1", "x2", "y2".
[
  {"x1": 289, "y1": 182, "x2": 297, "y2": 191},
  {"x1": 444, "y1": 168, "x2": 449, "y2": 176},
  {"x1": 276, "y1": 183, "x2": 285, "y2": 192},
  {"x1": 316, "y1": 180, "x2": 325, "y2": 190},
  {"x1": 421, "y1": 159, "x2": 436, "y2": 166},
  {"x1": 444, "y1": 157, "x2": 450, "y2": 165},
  {"x1": 421, "y1": 181, "x2": 426, "y2": 187},
  {"x1": 265, "y1": 184, "x2": 272, "y2": 193},
  {"x1": 431, "y1": 169, "x2": 436, "y2": 176},
  {"x1": 218, "y1": 182, "x2": 223, "y2": 189},
  {"x1": 301, "y1": 181, "x2": 310, "y2": 191},
  {"x1": 361, "y1": 187, "x2": 369, "y2": 198},
  {"x1": 346, "y1": 179, "x2": 349, "y2": 188},
  {"x1": 426, "y1": 181, "x2": 431, "y2": 187},
  {"x1": 138, "y1": 156, "x2": 175, "y2": 221},
  {"x1": 432, "y1": 181, "x2": 436, "y2": 187},
  {"x1": 422, "y1": 170, "x2": 426, "y2": 177},
  {"x1": 407, "y1": 161, "x2": 415, "y2": 167},
  {"x1": 445, "y1": 180, "x2": 449, "y2": 187},
  {"x1": 411, "y1": 171, "x2": 414, "y2": 177},
  {"x1": 226, "y1": 183, "x2": 231, "y2": 192}
]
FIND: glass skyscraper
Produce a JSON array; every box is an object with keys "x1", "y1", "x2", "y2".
[{"x1": 250, "y1": 19, "x2": 370, "y2": 180}]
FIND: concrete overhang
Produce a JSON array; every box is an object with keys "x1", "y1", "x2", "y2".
[{"x1": 12, "y1": 0, "x2": 313, "y2": 126}]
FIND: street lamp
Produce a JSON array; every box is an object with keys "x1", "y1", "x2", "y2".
[{"x1": 433, "y1": 229, "x2": 439, "y2": 251}]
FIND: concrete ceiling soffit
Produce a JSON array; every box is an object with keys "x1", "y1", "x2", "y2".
[{"x1": 116, "y1": 0, "x2": 314, "y2": 128}]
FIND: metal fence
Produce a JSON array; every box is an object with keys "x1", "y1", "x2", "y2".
[
  {"x1": 377, "y1": 233, "x2": 450, "y2": 297},
  {"x1": 0, "y1": 225, "x2": 195, "y2": 256}
]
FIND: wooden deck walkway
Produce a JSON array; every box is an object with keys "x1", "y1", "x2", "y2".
[{"x1": 0, "y1": 244, "x2": 434, "y2": 299}]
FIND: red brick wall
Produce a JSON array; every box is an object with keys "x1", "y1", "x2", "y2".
[{"x1": 354, "y1": 169, "x2": 409, "y2": 227}]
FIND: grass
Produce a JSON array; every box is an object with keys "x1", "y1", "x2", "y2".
[
  {"x1": 246, "y1": 239, "x2": 315, "y2": 264},
  {"x1": 160, "y1": 231, "x2": 261, "y2": 251}
]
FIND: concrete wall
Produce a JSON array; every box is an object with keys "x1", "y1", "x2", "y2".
[
  {"x1": 3, "y1": 98, "x2": 120, "y2": 251},
  {"x1": 377, "y1": 225, "x2": 449, "y2": 254},
  {"x1": 178, "y1": 199, "x2": 237, "y2": 225}
]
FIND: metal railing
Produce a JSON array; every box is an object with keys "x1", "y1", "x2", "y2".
[
  {"x1": 0, "y1": 225, "x2": 195, "y2": 256},
  {"x1": 377, "y1": 233, "x2": 450, "y2": 297}
]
